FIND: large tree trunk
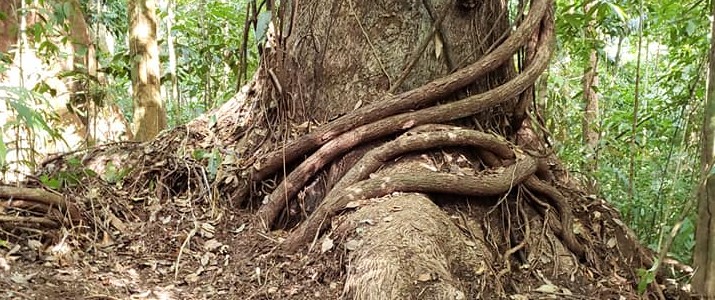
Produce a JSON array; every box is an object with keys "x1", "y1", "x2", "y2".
[{"x1": 223, "y1": 0, "x2": 663, "y2": 297}]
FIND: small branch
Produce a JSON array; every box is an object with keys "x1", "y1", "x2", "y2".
[
  {"x1": 0, "y1": 215, "x2": 59, "y2": 228},
  {"x1": 0, "y1": 186, "x2": 82, "y2": 223},
  {"x1": 282, "y1": 155, "x2": 538, "y2": 251}
]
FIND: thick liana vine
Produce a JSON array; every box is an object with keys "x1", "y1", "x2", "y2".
[{"x1": 247, "y1": 0, "x2": 589, "y2": 261}]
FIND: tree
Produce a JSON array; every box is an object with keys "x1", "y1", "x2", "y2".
[
  {"x1": 581, "y1": 0, "x2": 600, "y2": 193},
  {"x1": 128, "y1": 0, "x2": 165, "y2": 141},
  {"x1": 693, "y1": 0, "x2": 715, "y2": 295},
  {"x1": 223, "y1": 0, "x2": 659, "y2": 297}
]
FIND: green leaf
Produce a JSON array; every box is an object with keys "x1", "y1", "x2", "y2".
[
  {"x1": 255, "y1": 11, "x2": 272, "y2": 44},
  {"x1": 0, "y1": 134, "x2": 5, "y2": 167},
  {"x1": 209, "y1": 114, "x2": 217, "y2": 128},
  {"x1": 83, "y1": 169, "x2": 98, "y2": 178},
  {"x1": 192, "y1": 149, "x2": 207, "y2": 160},
  {"x1": 67, "y1": 157, "x2": 82, "y2": 167},
  {"x1": 636, "y1": 268, "x2": 655, "y2": 294},
  {"x1": 63, "y1": 1, "x2": 74, "y2": 18},
  {"x1": 207, "y1": 148, "x2": 221, "y2": 181},
  {"x1": 40, "y1": 174, "x2": 62, "y2": 190},
  {"x1": 604, "y1": 2, "x2": 627, "y2": 22}
]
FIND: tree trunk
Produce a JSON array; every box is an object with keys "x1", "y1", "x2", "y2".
[
  {"x1": 581, "y1": 1, "x2": 600, "y2": 193},
  {"x1": 128, "y1": 0, "x2": 166, "y2": 141},
  {"x1": 693, "y1": 0, "x2": 715, "y2": 295},
  {"x1": 226, "y1": 0, "x2": 662, "y2": 297}
]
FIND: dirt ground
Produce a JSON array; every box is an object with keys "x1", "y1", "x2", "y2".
[
  {"x1": 0, "y1": 204, "x2": 350, "y2": 300},
  {"x1": 0, "y1": 132, "x2": 691, "y2": 300},
  {"x1": 0, "y1": 193, "x2": 687, "y2": 300}
]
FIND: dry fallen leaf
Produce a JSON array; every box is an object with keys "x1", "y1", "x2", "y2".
[
  {"x1": 474, "y1": 261, "x2": 486, "y2": 275},
  {"x1": 607, "y1": 237, "x2": 617, "y2": 248},
  {"x1": 345, "y1": 239, "x2": 362, "y2": 251},
  {"x1": 345, "y1": 201, "x2": 361, "y2": 209},
  {"x1": 27, "y1": 239, "x2": 42, "y2": 251},
  {"x1": 572, "y1": 221, "x2": 584, "y2": 235},
  {"x1": 200, "y1": 223, "x2": 216, "y2": 238},
  {"x1": 204, "y1": 239, "x2": 223, "y2": 252},
  {"x1": 417, "y1": 273, "x2": 432, "y2": 282},
  {"x1": 535, "y1": 283, "x2": 559, "y2": 293},
  {"x1": 0, "y1": 257, "x2": 9, "y2": 271},
  {"x1": 185, "y1": 273, "x2": 200, "y2": 283},
  {"x1": 321, "y1": 237, "x2": 334, "y2": 253},
  {"x1": 434, "y1": 35, "x2": 443, "y2": 59}
]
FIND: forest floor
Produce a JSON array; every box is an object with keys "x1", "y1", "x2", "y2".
[
  {"x1": 0, "y1": 205, "x2": 348, "y2": 300},
  {"x1": 0, "y1": 194, "x2": 667, "y2": 300},
  {"x1": 0, "y1": 128, "x2": 689, "y2": 300}
]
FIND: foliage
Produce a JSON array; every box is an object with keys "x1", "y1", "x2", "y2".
[
  {"x1": 548, "y1": 0, "x2": 707, "y2": 262},
  {"x1": 0, "y1": 85, "x2": 65, "y2": 176},
  {"x1": 1, "y1": 0, "x2": 260, "y2": 175},
  {"x1": 39, "y1": 156, "x2": 98, "y2": 189},
  {"x1": 165, "y1": 0, "x2": 259, "y2": 125},
  {"x1": 84, "y1": 0, "x2": 260, "y2": 126}
]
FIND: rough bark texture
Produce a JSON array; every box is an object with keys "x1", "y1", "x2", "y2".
[
  {"x1": 581, "y1": 1, "x2": 600, "y2": 194},
  {"x1": 225, "y1": 0, "x2": 668, "y2": 298},
  {"x1": 279, "y1": 0, "x2": 513, "y2": 122},
  {"x1": 128, "y1": 0, "x2": 166, "y2": 141},
  {"x1": 693, "y1": 0, "x2": 715, "y2": 295},
  {"x1": 0, "y1": 0, "x2": 20, "y2": 54},
  {"x1": 582, "y1": 47, "x2": 599, "y2": 189}
]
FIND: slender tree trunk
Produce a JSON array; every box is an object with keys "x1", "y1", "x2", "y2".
[
  {"x1": 128, "y1": 0, "x2": 166, "y2": 141},
  {"x1": 581, "y1": 1, "x2": 599, "y2": 193},
  {"x1": 693, "y1": 0, "x2": 715, "y2": 295},
  {"x1": 167, "y1": 0, "x2": 179, "y2": 113}
]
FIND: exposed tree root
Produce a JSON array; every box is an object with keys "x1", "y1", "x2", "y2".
[
  {"x1": 282, "y1": 153, "x2": 538, "y2": 251},
  {"x1": 0, "y1": 186, "x2": 82, "y2": 226},
  {"x1": 251, "y1": 0, "x2": 552, "y2": 180},
  {"x1": 0, "y1": 215, "x2": 59, "y2": 228},
  {"x1": 256, "y1": 18, "x2": 555, "y2": 227},
  {"x1": 523, "y1": 177, "x2": 587, "y2": 260},
  {"x1": 339, "y1": 194, "x2": 494, "y2": 299},
  {"x1": 330, "y1": 125, "x2": 516, "y2": 195}
]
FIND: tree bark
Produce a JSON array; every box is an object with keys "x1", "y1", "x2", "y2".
[
  {"x1": 581, "y1": 1, "x2": 600, "y2": 193},
  {"x1": 128, "y1": 0, "x2": 166, "y2": 141},
  {"x1": 693, "y1": 0, "x2": 715, "y2": 295},
  {"x1": 225, "y1": 0, "x2": 664, "y2": 297}
]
